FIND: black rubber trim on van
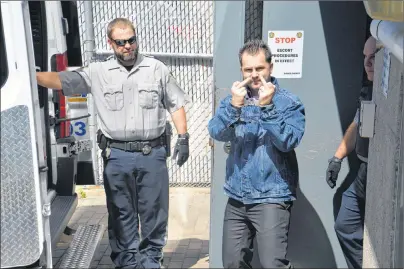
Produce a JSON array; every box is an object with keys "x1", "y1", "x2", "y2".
[
  {"x1": 29, "y1": 1, "x2": 48, "y2": 108},
  {"x1": 29, "y1": 1, "x2": 54, "y2": 190},
  {"x1": 50, "y1": 54, "x2": 62, "y2": 142},
  {"x1": 0, "y1": 10, "x2": 8, "y2": 89}
]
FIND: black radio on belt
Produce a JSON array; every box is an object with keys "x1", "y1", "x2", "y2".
[{"x1": 96, "y1": 129, "x2": 108, "y2": 151}]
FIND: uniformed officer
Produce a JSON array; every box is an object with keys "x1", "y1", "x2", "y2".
[
  {"x1": 36, "y1": 18, "x2": 190, "y2": 269},
  {"x1": 326, "y1": 36, "x2": 380, "y2": 269}
]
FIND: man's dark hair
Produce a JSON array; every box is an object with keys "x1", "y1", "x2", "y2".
[{"x1": 239, "y1": 39, "x2": 272, "y2": 66}]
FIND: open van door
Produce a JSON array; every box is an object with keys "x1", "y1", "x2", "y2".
[{"x1": 0, "y1": 1, "x2": 52, "y2": 267}]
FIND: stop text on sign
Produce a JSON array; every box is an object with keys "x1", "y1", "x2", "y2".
[{"x1": 275, "y1": 37, "x2": 296, "y2": 44}]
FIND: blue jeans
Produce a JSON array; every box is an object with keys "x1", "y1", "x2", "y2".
[
  {"x1": 103, "y1": 146, "x2": 169, "y2": 269},
  {"x1": 334, "y1": 162, "x2": 367, "y2": 269}
]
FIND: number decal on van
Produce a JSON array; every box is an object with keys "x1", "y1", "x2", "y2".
[{"x1": 69, "y1": 121, "x2": 87, "y2": 136}]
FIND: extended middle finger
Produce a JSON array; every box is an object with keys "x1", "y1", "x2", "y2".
[
  {"x1": 258, "y1": 73, "x2": 267, "y2": 85},
  {"x1": 237, "y1": 77, "x2": 252, "y2": 89}
]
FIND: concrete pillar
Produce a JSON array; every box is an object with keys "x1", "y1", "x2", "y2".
[{"x1": 363, "y1": 49, "x2": 404, "y2": 268}]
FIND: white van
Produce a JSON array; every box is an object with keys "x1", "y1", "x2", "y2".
[{"x1": 0, "y1": 1, "x2": 102, "y2": 268}]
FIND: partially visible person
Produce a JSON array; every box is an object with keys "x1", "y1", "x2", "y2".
[
  {"x1": 208, "y1": 39, "x2": 306, "y2": 268},
  {"x1": 326, "y1": 36, "x2": 381, "y2": 269}
]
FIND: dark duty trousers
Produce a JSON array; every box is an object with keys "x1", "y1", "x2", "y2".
[
  {"x1": 222, "y1": 198, "x2": 293, "y2": 269},
  {"x1": 103, "y1": 146, "x2": 169, "y2": 269},
  {"x1": 334, "y1": 162, "x2": 367, "y2": 269}
]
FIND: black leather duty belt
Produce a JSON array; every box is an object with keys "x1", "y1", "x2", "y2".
[{"x1": 109, "y1": 136, "x2": 165, "y2": 155}]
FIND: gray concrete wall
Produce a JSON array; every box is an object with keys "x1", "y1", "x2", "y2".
[
  {"x1": 363, "y1": 49, "x2": 404, "y2": 268},
  {"x1": 261, "y1": 2, "x2": 369, "y2": 268}
]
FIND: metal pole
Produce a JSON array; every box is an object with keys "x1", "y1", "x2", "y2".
[
  {"x1": 83, "y1": 1, "x2": 95, "y2": 65},
  {"x1": 82, "y1": 1, "x2": 100, "y2": 185},
  {"x1": 370, "y1": 20, "x2": 404, "y2": 64}
]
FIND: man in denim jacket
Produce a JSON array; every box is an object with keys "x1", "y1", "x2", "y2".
[{"x1": 208, "y1": 39, "x2": 305, "y2": 268}]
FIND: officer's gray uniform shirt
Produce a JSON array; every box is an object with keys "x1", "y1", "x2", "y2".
[{"x1": 59, "y1": 54, "x2": 188, "y2": 141}]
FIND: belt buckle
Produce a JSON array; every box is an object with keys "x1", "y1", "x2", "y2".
[
  {"x1": 142, "y1": 143, "x2": 152, "y2": 155},
  {"x1": 127, "y1": 142, "x2": 137, "y2": 152}
]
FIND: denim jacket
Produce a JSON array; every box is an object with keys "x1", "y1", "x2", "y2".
[{"x1": 208, "y1": 77, "x2": 305, "y2": 204}]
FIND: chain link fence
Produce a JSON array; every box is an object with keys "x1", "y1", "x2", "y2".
[
  {"x1": 76, "y1": 1, "x2": 214, "y2": 187},
  {"x1": 244, "y1": 0, "x2": 263, "y2": 42}
]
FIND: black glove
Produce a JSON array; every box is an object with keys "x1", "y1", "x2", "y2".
[
  {"x1": 172, "y1": 134, "x2": 189, "y2": 167},
  {"x1": 326, "y1": 156, "x2": 342, "y2": 188}
]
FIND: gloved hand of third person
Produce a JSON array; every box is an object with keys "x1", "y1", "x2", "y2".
[
  {"x1": 172, "y1": 133, "x2": 189, "y2": 167},
  {"x1": 326, "y1": 156, "x2": 343, "y2": 188}
]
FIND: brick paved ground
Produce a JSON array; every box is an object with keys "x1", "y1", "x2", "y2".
[{"x1": 53, "y1": 187, "x2": 210, "y2": 268}]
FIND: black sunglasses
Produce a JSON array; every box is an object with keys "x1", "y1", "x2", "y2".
[{"x1": 112, "y1": 35, "x2": 137, "y2": 46}]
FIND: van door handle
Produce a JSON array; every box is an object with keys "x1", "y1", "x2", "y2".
[
  {"x1": 61, "y1": 18, "x2": 69, "y2": 35},
  {"x1": 39, "y1": 166, "x2": 48, "y2": 172},
  {"x1": 49, "y1": 114, "x2": 91, "y2": 126}
]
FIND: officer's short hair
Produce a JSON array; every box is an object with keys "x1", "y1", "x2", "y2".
[
  {"x1": 239, "y1": 39, "x2": 272, "y2": 66},
  {"x1": 107, "y1": 18, "x2": 136, "y2": 39}
]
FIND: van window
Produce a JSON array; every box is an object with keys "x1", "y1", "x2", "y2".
[{"x1": 0, "y1": 13, "x2": 8, "y2": 88}]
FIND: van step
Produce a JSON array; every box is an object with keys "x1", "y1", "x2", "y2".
[
  {"x1": 50, "y1": 195, "x2": 78, "y2": 248},
  {"x1": 59, "y1": 224, "x2": 105, "y2": 268}
]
